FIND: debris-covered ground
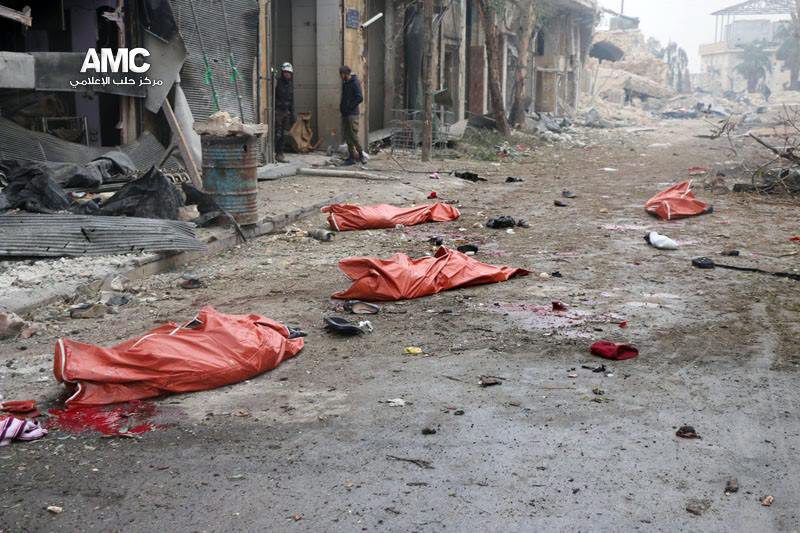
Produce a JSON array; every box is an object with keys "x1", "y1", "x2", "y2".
[{"x1": 2, "y1": 117, "x2": 799, "y2": 531}]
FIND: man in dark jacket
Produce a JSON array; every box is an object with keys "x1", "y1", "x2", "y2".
[
  {"x1": 274, "y1": 62, "x2": 294, "y2": 163},
  {"x1": 339, "y1": 66, "x2": 365, "y2": 165}
]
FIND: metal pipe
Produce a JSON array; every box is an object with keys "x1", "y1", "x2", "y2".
[{"x1": 362, "y1": 12, "x2": 384, "y2": 29}]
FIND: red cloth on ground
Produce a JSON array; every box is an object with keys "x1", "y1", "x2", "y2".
[
  {"x1": 53, "y1": 307, "x2": 304, "y2": 407},
  {"x1": 0, "y1": 400, "x2": 40, "y2": 418},
  {"x1": 645, "y1": 181, "x2": 711, "y2": 221},
  {"x1": 322, "y1": 202, "x2": 460, "y2": 231},
  {"x1": 332, "y1": 246, "x2": 529, "y2": 301},
  {"x1": 590, "y1": 340, "x2": 639, "y2": 361}
]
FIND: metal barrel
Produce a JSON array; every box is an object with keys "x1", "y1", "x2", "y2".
[{"x1": 201, "y1": 134, "x2": 259, "y2": 225}]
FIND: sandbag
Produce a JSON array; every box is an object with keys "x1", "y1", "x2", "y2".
[
  {"x1": 645, "y1": 181, "x2": 711, "y2": 221},
  {"x1": 288, "y1": 112, "x2": 314, "y2": 153},
  {"x1": 332, "y1": 246, "x2": 529, "y2": 301},
  {"x1": 54, "y1": 306, "x2": 304, "y2": 406},
  {"x1": 322, "y1": 202, "x2": 461, "y2": 231}
]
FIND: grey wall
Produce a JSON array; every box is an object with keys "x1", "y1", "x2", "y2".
[{"x1": 316, "y1": 0, "x2": 342, "y2": 148}]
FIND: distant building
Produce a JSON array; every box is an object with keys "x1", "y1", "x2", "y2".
[{"x1": 698, "y1": 0, "x2": 794, "y2": 94}]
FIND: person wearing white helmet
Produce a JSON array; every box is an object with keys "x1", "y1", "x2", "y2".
[{"x1": 274, "y1": 62, "x2": 294, "y2": 163}]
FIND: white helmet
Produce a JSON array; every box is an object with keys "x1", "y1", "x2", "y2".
[{"x1": 281, "y1": 62, "x2": 293, "y2": 73}]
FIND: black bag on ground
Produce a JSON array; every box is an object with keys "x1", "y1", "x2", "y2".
[
  {"x1": 0, "y1": 164, "x2": 70, "y2": 213},
  {"x1": 99, "y1": 167, "x2": 183, "y2": 219}
]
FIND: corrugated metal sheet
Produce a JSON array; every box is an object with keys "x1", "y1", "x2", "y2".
[
  {"x1": 170, "y1": 0, "x2": 259, "y2": 123},
  {"x1": 0, "y1": 118, "x2": 167, "y2": 170},
  {"x1": 0, "y1": 214, "x2": 206, "y2": 257}
]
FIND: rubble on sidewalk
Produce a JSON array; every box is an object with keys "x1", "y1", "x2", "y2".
[{"x1": 0, "y1": 311, "x2": 29, "y2": 339}]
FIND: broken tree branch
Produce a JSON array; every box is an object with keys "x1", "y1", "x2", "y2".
[
  {"x1": 749, "y1": 133, "x2": 800, "y2": 165},
  {"x1": 386, "y1": 455, "x2": 434, "y2": 469}
]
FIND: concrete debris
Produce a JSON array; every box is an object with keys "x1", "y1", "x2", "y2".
[
  {"x1": 101, "y1": 275, "x2": 130, "y2": 293},
  {"x1": 624, "y1": 74, "x2": 675, "y2": 100},
  {"x1": 308, "y1": 229, "x2": 334, "y2": 242},
  {"x1": 69, "y1": 302, "x2": 108, "y2": 319},
  {"x1": 0, "y1": 312, "x2": 28, "y2": 339},
  {"x1": 685, "y1": 498, "x2": 711, "y2": 516},
  {"x1": 583, "y1": 108, "x2": 615, "y2": 129},
  {"x1": 193, "y1": 111, "x2": 268, "y2": 137},
  {"x1": 524, "y1": 113, "x2": 572, "y2": 135}
]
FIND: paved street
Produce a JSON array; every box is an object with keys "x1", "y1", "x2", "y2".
[{"x1": 2, "y1": 118, "x2": 799, "y2": 532}]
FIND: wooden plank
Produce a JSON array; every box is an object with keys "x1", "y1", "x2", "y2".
[
  {"x1": 0, "y1": 5, "x2": 32, "y2": 27},
  {"x1": 162, "y1": 98, "x2": 203, "y2": 189}
]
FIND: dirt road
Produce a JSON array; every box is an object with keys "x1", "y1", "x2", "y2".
[{"x1": 2, "y1": 119, "x2": 799, "y2": 531}]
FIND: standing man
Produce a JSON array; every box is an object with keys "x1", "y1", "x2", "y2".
[
  {"x1": 339, "y1": 66, "x2": 366, "y2": 166},
  {"x1": 274, "y1": 62, "x2": 294, "y2": 163}
]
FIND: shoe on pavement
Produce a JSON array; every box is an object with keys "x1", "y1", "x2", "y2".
[{"x1": 341, "y1": 158, "x2": 356, "y2": 166}]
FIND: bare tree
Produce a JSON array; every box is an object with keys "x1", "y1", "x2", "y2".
[
  {"x1": 508, "y1": 0, "x2": 538, "y2": 127},
  {"x1": 478, "y1": 0, "x2": 512, "y2": 136}
]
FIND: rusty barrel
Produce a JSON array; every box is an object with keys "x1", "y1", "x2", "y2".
[{"x1": 201, "y1": 134, "x2": 258, "y2": 225}]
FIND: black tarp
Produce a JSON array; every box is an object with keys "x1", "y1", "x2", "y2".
[
  {"x1": 0, "y1": 165, "x2": 71, "y2": 214},
  {"x1": 98, "y1": 167, "x2": 183, "y2": 219},
  {"x1": 0, "y1": 152, "x2": 136, "y2": 190}
]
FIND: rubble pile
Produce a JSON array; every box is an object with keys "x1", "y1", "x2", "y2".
[{"x1": 589, "y1": 29, "x2": 674, "y2": 106}]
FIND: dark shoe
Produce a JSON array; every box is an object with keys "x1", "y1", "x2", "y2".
[
  {"x1": 341, "y1": 158, "x2": 356, "y2": 166},
  {"x1": 324, "y1": 316, "x2": 372, "y2": 335}
]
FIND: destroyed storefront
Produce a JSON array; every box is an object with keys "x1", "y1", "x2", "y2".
[
  {"x1": 0, "y1": 0, "x2": 266, "y2": 172},
  {"x1": 464, "y1": 0, "x2": 596, "y2": 119},
  {"x1": 0, "y1": 0, "x2": 270, "y2": 258}
]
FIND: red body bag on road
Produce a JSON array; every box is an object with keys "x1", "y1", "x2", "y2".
[
  {"x1": 54, "y1": 307, "x2": 304, "y2": 407},
  {"x1": 322, "y1": 202, "x2": 460, "y2": 231},
  {"x1": 332, "y1": 246, "x2": 529, "y2": 301},
  {"x1": 645, "y1": 181, "x2": 711, "y2": 221}
]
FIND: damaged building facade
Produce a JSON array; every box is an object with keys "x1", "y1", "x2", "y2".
[
  {"x1": 698, "y1": 0, "x2": 794, "y2": 95},
  {"x1": 0, "y1": 0, "x2": 271, "y2": 178},
  {"x1": 268, "y1": 0, "x2": 598, "y2": 150},
  {"x1": 0, "y1": 0, "x2": 598, "y2": 173},
  {"x1": 586, "y1": 14, "x2": 692, "y2": 106}
]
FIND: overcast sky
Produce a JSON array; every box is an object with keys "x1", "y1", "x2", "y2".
[{"x1": 599, "y1": 0, "x2": 789, "y2": 72}]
